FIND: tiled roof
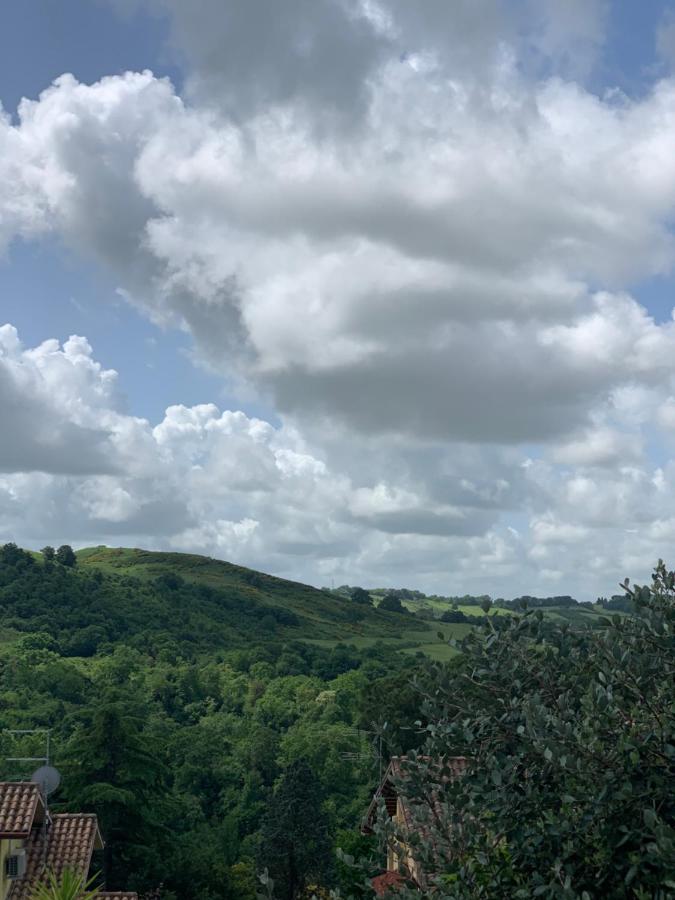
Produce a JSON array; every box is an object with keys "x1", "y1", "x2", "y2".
[
  {"x1": 8, "y1": 813, "x2": 104, "y2": 900},
  {"x1": 94, "y1": 894, "x2": 139, "y2": 899},
  {"x1": 372, "y1": 871, "x2": 407, "y2": 895},
  {"x1": 0, "y1": 782, "x2": 44, "y2": 838}
]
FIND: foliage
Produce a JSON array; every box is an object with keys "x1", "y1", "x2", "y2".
[
  {"x1": 349, "y1": 588, "x2": 372, "y2": 606},
  {"x1": 367, "y1": 561, "x2": 675, "y2": 898},
  {"x1": 439, "y1": 609, "x2": 468, "y2": 624},
  {"x1": 30, "y1": 867, "x2": 100, "y2": 900},
  {"x1": 0, "y1": 542, "x2": 426, "y2": 899},
  {"x1": 378, "y1": 595, "x2": 408, "y2": 614},
  {"x1": 63, "y1": 690, "x2": 173, "y2": 891},
  {"x1": 56, "y1": 545, "x2": 77, "y2": 568},
  {"x1": 257, "y1": 759, "x2": 334, "y2": 900}
]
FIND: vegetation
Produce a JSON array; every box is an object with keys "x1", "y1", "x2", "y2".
[
  {"x1": 363, "y1": 561, "x2": 675, "y2": 898},
  {"x1": 257, "y1": 759, "x2": 333, "y2": 899},
  {"x1": 0, "y1": 543, "x2": 432, "y2": 898},
  {"x1": 30, "y1": 867, "x2": 100, "y2": 900},
  {"x1": 3, "y1": 541, "x2": 669, "y2": 898}
]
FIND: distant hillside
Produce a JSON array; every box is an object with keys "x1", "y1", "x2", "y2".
[
  {"x1": 0, "y1": 544, "x2": 433, "y2": 661},
  {"x1": 76, "y1": 545, "x2": 369, "y2": 632}
]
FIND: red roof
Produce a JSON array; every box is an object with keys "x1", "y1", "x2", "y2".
[
  {"x1": 8, "y1": 813, "x2": 104, "y2": 900},
  {"x1": 94, "y1": 894, "x2": 139, "y2": 899},
  {"x1": 0, "y1": 783, "x2": 44, "y2": 838},
  {"x1": 372, "y1": 871, "x2": 408, "y2": 896}
]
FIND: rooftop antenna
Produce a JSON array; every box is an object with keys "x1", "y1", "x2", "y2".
[
  {"x1": 339, "y1": 727, "x2": 383, "y2": 779},
  {"x1": 4, "y1": 729, "x2": 61, "y2": 872}
]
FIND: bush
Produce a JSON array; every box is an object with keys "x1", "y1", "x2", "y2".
[
  {"x1": 379, "y1": 595, "x2": 408, "y2": 614},
  {"x1": 367, "y1": 561, "x2": 675, "y2": 897}
]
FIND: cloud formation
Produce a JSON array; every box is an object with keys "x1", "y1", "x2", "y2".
[{"x1": 3, "y1": 1, "x2": 675, "y2": 595}]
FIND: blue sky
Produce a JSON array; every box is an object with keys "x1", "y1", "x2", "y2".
[{"x1": 4, "y1": 0, "x2": 675, "y2": 597}]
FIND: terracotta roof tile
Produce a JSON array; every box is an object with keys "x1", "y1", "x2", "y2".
[
  {"x1": 0, "y1": 783, "x2": 43, "y2": 838},
  {"x1": 94, "y1": 894, "x2": 139, "y2": 899},
  {"x1": 8, "y1": 813, "x2": 104, "y2": 900},
  {"x1": 372, "y1": 871, "x2": 408, "y2": 895}
]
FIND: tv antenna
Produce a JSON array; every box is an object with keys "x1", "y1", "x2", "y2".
[
  {"x1": 4, "y1": 729, "x2": 61, "y2": 797},
  {"x1": 4, "y1": 729, "x2": 61, "y2": 871}
]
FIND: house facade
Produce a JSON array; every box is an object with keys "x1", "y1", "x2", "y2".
[
  {"x1": 364, "y1": 756, "x2": 469, "y2": 896},
  {"x1": 0, "y1": 782, "x2": 136, "y2": 900}
]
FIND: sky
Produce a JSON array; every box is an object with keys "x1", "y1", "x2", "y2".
[{"x1": 4, "y1": 2, "x2": 675, "y2": 598}]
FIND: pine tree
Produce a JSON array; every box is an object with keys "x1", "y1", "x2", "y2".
[
  {"x1": 257, "y1": 759, "x2": 333, "y2": 900},
  {"x1": 62, "y1": 690, "x2": 171, "y2": 891}
]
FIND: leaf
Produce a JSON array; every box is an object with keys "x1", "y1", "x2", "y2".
[{"x1": 643, "y1": 808, "x2": 657, "y2": 829}]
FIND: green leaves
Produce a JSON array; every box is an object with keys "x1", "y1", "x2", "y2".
[
  {"x1": 30, "y1": 867, "x2": 100, "y2": 900},
  {"x1": 363, "y1": 559, "x2": 675, "y2": 898}
]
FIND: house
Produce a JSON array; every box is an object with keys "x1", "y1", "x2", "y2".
[
  {"x1": 363, "y1": 756, "x2": 469, "y2": 895},
  {"x1": 0, "y1": 782, "x2": 137, "y2": 900}
]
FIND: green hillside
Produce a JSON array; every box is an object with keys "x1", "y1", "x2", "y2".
[
  {"x1": 76, "y1": 545, "x2": 385, "y2": 635},
  {"x1": 0, "y1": 541, "x2": 659, "y2": 900},
  {"x1": 74, "y1": 546, "x2": 465, "y2": 658},
  {"x1": 0, "y1": 540, "x2": 454, "y2": 898}
]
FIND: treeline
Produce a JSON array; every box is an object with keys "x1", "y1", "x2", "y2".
[{"x1": 335, "y1": 583, "x2": 593, "y2": 609}]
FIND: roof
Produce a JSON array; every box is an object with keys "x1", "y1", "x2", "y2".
[
  {"x1": 364, "y1": 755, "x2": 469, "y2": 832},
  {"x1": 8, "y1": 813, "x2": 104, "y2": 900},
  {"x1": 372, "y1": 871, "x2": 408, "y2": 896},
  {"x1": 94, "y1": 894, "x2": 139, "y2": 899},
  {"x1": 0, "y1": 783, "x2": 45, "y2": 838}
]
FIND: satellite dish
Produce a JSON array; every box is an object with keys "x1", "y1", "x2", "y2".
[{"x1": 31, "y1": 765, "x2": 61, "y2": 797}]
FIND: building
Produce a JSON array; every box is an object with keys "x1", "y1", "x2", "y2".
[
  {"x1": 363, "y1": 756, "x2": 469, "y2": 895},
  {"x1": 0, "y1": 782, "x2": 136, "y2": 900}
]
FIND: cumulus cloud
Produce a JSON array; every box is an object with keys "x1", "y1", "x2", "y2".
[
  {"x1": 7, "y1": 64, "x2": 675, "y2": 445},
  {"x1": 4, "y1": 2, "x2": 675, "y2": 594},
  {"x1": 0, "y1": 325, "x2": 118, "y2": 474}
]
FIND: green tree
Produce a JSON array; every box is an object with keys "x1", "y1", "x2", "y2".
[
  {"x1": 257, "y1": 759, "x2": 333, "y2": 900},
  {"x1": 378, "y1": 595, "x2": 407, "y2": 614},
  {"x1": 41, "y1": 546, "x2": 56, "y2": 562},
  {"x1": 56, "y1": 545, "x2": 77, "y2": 567},
  {"x1": 63, "y1": 690, "x2": 172, "y2": 891},
  {"x1": 350, "y1": 588, "x2": 372, "y2": 606},
  {"x1": 368, "y1": 561, "x2": 675, "y2": 898}
]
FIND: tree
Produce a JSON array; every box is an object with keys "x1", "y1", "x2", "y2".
[
  {"x1": 63, "y1": 690, "x2": 172, "y2": 891},
  {"x1": 440, "y1": 609, "x2": 468, "y2": 623},
  {"x1": 41, "y1": 546, "x2": 55, "y2": 562},
  {"x1": 367, "y1": 561, "x2": 675, "y2": 897},
  {"x1": 378, "y1": 595, "x2": 407, "y2": 614},
  {"x1": 350, "y1": 588, "x2": 372, "y2": 606},
  {"x1": 257, "y1": 759, "x2": 333, "y2": 900},
  {"x1": 56, "y1": 545, "x2": 77, "y2": 567}
]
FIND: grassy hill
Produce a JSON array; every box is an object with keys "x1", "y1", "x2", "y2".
[
  {"x1": 75, "y1": 546, "x2": 465, "y2": 659},
  {"x1": 76, "y1": 545, "x2": 375, "y2": 634},
  {"x1": 0, "y1": 544, "x2": 616, "y2": 662}
]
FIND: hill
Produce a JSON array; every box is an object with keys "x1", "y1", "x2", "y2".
[
  {"x1": 0, "y1": 543, "x2": 437, "y2": 659},
  {"x1": 0, "y1": 541, "x2": 651, "y2": 900},
  {"x1": 0, "y1": 541, "x2": 446, "y2": 898}
]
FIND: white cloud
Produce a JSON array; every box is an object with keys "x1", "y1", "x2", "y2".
[{"x1": 4, "y1": 3, "x2": 675, "y2": 595}]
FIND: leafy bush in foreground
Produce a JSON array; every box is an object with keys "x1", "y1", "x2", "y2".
[{"x1": 365, "y1": 561, "x2": 675, "y2": 898}]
